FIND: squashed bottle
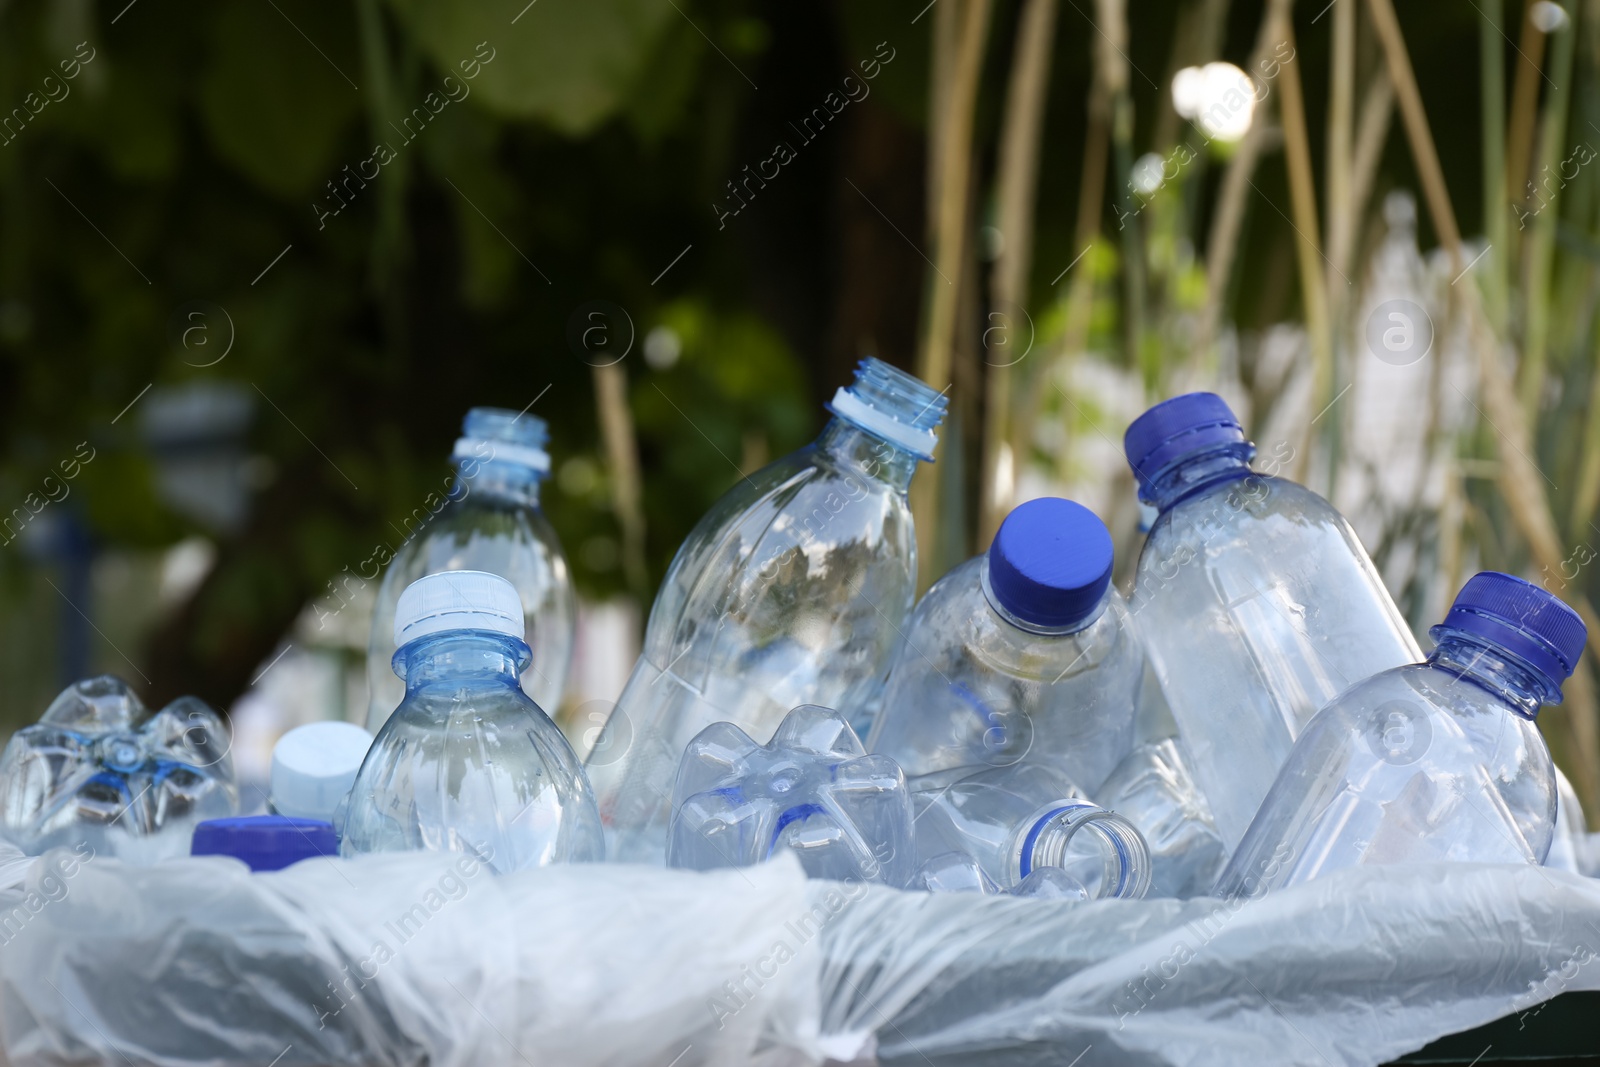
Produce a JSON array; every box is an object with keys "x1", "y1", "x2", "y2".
[
  {"x1": 0, "y1": 676, "x2": 237, "y2": 862},
  {"x1": 667, "y1": 704, "x2": 913, "y2": 885},
  {"x1": 588, "y1": 358, "x2": 948, "y2": 863},
  {"x1": 867, "y1": 496, "x2": 1140, "y2": 793},
  {"x1": 1124, "y1": 393, "x2": 1421, "y2": 849},
  {"x1": 1215, "y1": 572, "x2": 1584, "y2": 896},
  {"x1": 366, "y1": 407, "x2": 574, "y2": 732},
  {"x1": 343, "y1": 570, "x2": 602, "y2": 872}
]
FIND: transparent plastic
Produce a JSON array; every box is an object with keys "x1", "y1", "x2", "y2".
[
  {"x1": 1131, "y1": 446, "x2": 1421, "y2": 849},
  {"x1": 0, "y1": 676, "x2": 237, "y2": 862},
  {"x1": 343, "y1": 629, "x2": 603, "y2": 872},
  {"x1": 366, "y1": 409, "x2": 574, "y2": 730},
  {"x1": 1214, "y1": 630, "x2": 1559, "y2": 896},
  {"x1": 667, "y1": 704, "x2": 913, "y2": 885},
  {"x1": 588, "y1": 359, "x2": 946, "y2": 863},
  {"x1": 866, "y1": 558, "x2": 1141, "y2": 793},
  {"x1": 1095, "y1": 737, "x2": 1227, "y2": 898},
  {"x1": 909, "y1": 763, "x2": 1151, "y2": 898}
]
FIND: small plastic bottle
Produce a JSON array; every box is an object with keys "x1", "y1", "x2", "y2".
[
  {"x1": 343, "y1": 571, "x2": 602, "y2": 872},
  {"x1": 1124, "y1": 393, "x2": 1421, "y2": 849},
  {"x1": 909, "y1": 763, "x2": 1151, "y2": 899},
  {"x1": 668, "y1": 705, "x2": 914, "y2": 886},
  {"x1": 868, "y1": 497, "x2": 1140, "y2": 793},
  {"x1": 1215, "y1": 572, "x2": 1585, "y2": 896},
  {"x1": 589, "y1": 358, "x2": 948, "y2": 863},
  {"x1": 366, "y1": 408, "x2": 574, "y2": 732}
]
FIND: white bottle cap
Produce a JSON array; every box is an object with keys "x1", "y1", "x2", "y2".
[
  {"x1": 270, "y1": 721, "x2": 375, "y2": 822},
  {"x1": 393, "y1": 570, "x2": 525, "y2": 648}
]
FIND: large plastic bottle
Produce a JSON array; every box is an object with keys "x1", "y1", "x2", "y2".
[
  {"x1": 867, "y1": 497, "x2": 1140, "y2": 793},
  {"x1": 1214, "y1": 572, "x2": 1585, "y2": 896},
  {"x1": 366, "y1": 408, "x2": 574, "y2": 732},
  {"x1": 909, "y1": 763, "x2": 1151, "y2": 899},
  {"x1": 343, "y1": 571, "x2": 602, "y2": 872},
  {"x1": 1124, "y1": 393, "x2": 1421, "y2": 849},
  {"x1": 667, "y1": 704, "x2": 914, "y2": 885},
  {"x1": 588, "y1": 358, "x2": 948, "y2": 863}
]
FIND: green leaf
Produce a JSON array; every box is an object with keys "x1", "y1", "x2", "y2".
[
  {"x1": 385, "y1": 0, "x2": 674, "y2": 136},
  {"x1": 197, "y1": 2, "x2": 362, "y2": 197}
]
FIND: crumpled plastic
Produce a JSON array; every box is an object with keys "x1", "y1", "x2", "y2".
[{"x1": 4, "y1": 839, "x2": 1600, "y2": 1067}]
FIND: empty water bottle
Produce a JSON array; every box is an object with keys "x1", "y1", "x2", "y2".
[
  {"x1": 1095, "y1": 738, "x2": 1226, "y2": 898},
  {"x1": 868, "y1": 497, "x2": 1140, "y2": 793},
  {"x1": 1215, "y1": 573, "x2": 1585, "y2": 897},
  {"x1": 589, "y1": 358, "x2": 948, "y2": 863},
  {"x1": 910, "y1": 763, "x2": 1151, "y2": 898},
  {"x1": 0, "y1": 676, "x2": 237, "y2": 862},
  {"x1": 343, "y1": 571, "x2": 602, "y2": 872},
  {"x1": 1124, "y1": 393, "x2": 1421, "y2": 849},
  {"x1": 668, "y1": 704, "x2": 913, "y2": 885},
  {"x1": 366, "y1": 408, "x2": 575, "y2": 731}
]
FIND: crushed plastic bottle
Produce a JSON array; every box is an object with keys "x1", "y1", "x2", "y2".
[
  {"x1": 868, "y1": 497, "x2": 1140, "y2": 793},
  {"x1": 343, "y1": 571, "x2": 602, "y2": 872},
  {"x1": 1124, "y1": 393, "x2": 1422, "y2": 850},
  {"x1": 366, "y1": 408, "x2": 574, "y2": 732},
  {"x1": 909, "y1": 763, "x2": 1151, "y2": 899},
  {"x1": 667, "y1": 704, "x2": 913, "y2": 885},
  {"x1": 1094, "y1": 738, "x2": 1226, "y2": 898},
  {"x1": 1215, "y1": 572, "x2": 1585, "y2": 896},
  {"x1": 588, "y1": 358, "x2": 948, "y2": 863},
  {"x1": 0, "y1": 676, "x2": 237, "y2": 862}
]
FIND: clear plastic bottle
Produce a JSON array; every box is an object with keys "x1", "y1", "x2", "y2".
[
  {"x1": 1124, "y1": 393, "x2": 1421, "y2": 849},
  {"x1": 667, "y1": 704, "x2": 914, "y2": 885},
  {"x1": 0, "y1": 676, "x2": 237, "y2": 862},
  {"x1": 588, "y1": 358, "x2": 948, "y2": 863},
  {"x1": 1214, "y1": 572, "x2": 1585, "y2": 897},
  {"x1": 343, "y1": 571, "x2": 602, "y2": 872},
  {"x1": 366, "y1": 408, "x2": 574, "y2": 732},
  {"x1": 909, "y1": 763, "x2": 1152, "y2": 898},
  {"x1": 867, "y1": 497, "x2": 1140, "y2": 794}
]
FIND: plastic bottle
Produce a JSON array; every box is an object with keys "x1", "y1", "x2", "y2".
[
  {"x1": 588, "y1": 358, "x2": 948, "y2": 863},
  {"x1": 867, "y1": 497, "x2": 1140, "y2": 793},
  {"x1": 192, "y1": 816, "x2": 338, "y2": 872},
  {"x1": 667, "y1": 704, "x2": 913, "y2": 885},
  {"x1": 909, "y1": 764, "x2": 1151, "y2": 898},
  {"x1": 343, "y1": 571, "x2": 602, "y2": 872},
  {"x1": 366, "y1": 408, "x2": 574, "y2": 732},
  {"x1": 0, "y1": 676, "x2": 237, "y2": 862},
  {"x1": 1214, "y1": 572, "x2": 1585, "y2": 897},
  {"x1": 1124, "y1": 393, "x2": 1421, "y2": 849},
  {"x1": 270, "y1": 721, "x2": 373, "y2": 825}
]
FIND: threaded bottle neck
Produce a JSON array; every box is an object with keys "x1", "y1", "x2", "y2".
[{"x1": 1016, "y1": 801, "x2": 1152, "y2": 899}]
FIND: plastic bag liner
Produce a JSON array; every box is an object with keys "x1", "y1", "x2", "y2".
[{"x1": 5, "y1": 839, "x2": 1600, "y2": 1067}]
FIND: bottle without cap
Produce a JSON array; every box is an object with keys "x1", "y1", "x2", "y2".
[
  {"x1": 1214, "y1": 572, "x2": 1585, "y2": 897},
  {"x1": 587, "y1": 358, "x2": 948, "y2": 863},
  {"x1": 343, "y1": 570, "x2": 602, "y2": 872},
  {"x1": 909, "y1": 763, "x2": 1151, "y2": 898},
  {"x1": 867, "y1": 497, "x2": 1140, "y2": 795},
  {"x1": 366, "y1": 408, "x2": 575, "y2": 732},
  {"x1": 1124, "y1": 393, "x2": 1421, "y2": 850}
]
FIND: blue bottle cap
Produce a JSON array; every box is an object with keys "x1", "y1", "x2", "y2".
[
  {"x1": 1431, "y1": 572, "x2": 1587, "y2": 691},
  {"x1": 987, "y1": 497, "x2": 1114, "y2": 630},
  {"x1": 1123, "y1": 393, "x2": 1253, "y2": 495},
  {"x1": 191, "y1": 815, "x2": 338, "y2": 872}
]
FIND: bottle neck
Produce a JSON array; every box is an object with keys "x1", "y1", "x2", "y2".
[
  {"x1": 451, "y1": 459, "x2": 544, "y2": 507},
  {"x1": 393, "y1": 631, "x2": 531, "y2": 695},
  {"x1": 1142, "y1": 444, "x2": 1255, "y2": 513},
  {"x1": 1016, "y1": 802, "x2": 1150, "y2": 899},
  {"x1": 817, "y1": 418, "x2": 919, "y2": 493},
  {"x1": 1427, "y1": 631, "x2": 1559, "y2": 718}
]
